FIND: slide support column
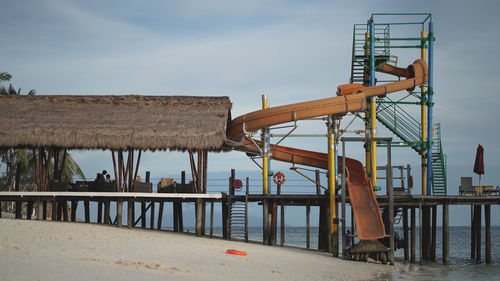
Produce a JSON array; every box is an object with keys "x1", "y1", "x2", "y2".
[
  {"x1": 327, "y1": 116, "x2": 338, "y2": 256},
  {"x1": 426, "y1": 22, "x2": 434, "y2": 195},
  {"x1": 369, "y1": 19, "x2": 377, "y2": 191},
  {"x1": 420, "y1": 30, "x2": 427, "y2": 195}
]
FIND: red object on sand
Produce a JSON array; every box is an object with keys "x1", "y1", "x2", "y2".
[
  {"x1": 474, "y1": 144, "x2": 484, "y2": 175},
  {"x1": 226, "y1": 249, "x2": 247, "y2": 256}
]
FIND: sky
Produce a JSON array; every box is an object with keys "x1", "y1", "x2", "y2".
[{"x1": 1, "y1": 0, "x2": 500, "y2": 226}]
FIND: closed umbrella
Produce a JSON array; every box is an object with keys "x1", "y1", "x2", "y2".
[{"x1": 473, "y1": 144, "x2": 484, "y2": 188}]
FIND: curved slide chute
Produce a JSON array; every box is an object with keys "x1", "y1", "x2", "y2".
[
  {"x1": 240, "y1": 138, "x2": 385, "y2": 240},
  {"x1": 228, "y1": 60, "x2": 428, "y2": 241}
]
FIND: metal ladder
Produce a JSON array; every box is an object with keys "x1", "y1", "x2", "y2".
[
  {"x1": 431, "y1": 124, "x2": 447, "y2": 195},
  {"x1": 229, "y1": 198, "x2": 248, "y2": 241}
]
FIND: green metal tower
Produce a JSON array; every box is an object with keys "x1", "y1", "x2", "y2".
[{"x1": 349, "y1": 13, "x2": 447, "y2": 195}]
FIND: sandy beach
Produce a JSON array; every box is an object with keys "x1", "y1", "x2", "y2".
[{"x1": 0, "y1": 218, "x2": 397, "y2": 281}]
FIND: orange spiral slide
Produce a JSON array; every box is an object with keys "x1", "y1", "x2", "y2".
[{"x1": 227, "y1": 60, "x2": 427, "y2": 240}]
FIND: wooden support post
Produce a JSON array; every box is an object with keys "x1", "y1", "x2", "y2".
[
  {"x1": 475, "y1": 204, "x2": 481, "y2": 262},
  {"x1": 42, "y1": 201, "x2": 47, "y2": 220},
  {"x1": 0, "y1": 200, "x2": 2, "y2": 218},
  {"x1": 97, "y1": 202, "x2": 103, "y2": 223},
  {"x1": 318, "y1": 201, "x2": 325, "y2": 250},
  {"x1": 442, "y1": 203, "x2": 449, "y2": 265},
  {"x1": 37, "y1": 201, "x2": 43, "y2": 220},
  {"x1": 157, "y1": 201, "x2": 164, "y2": 230},
  {"x1": 306, "y1": 201, "x2": 310, "y2": 250},
  {"x1": 210, "y1": 201, "x2": 214, "y2": 238},
  {"x1": 271, "y1": 201, "x2": 277, "y2": 246},
  {"x1": 403, "y1": 207, "x2": 409, "y2": 261},
  {"x1": 431, "y1": 205, "x2": 437, "y2": 261},
  {"x1": 84, "y1": 200, "x2": 90, "y2": 223},
  {"x1": 117, "y1": 199, "x2": 123, "y2": 227},
  {"x1": 263, "y1": 198, "x2": 269, "y2": 245},
  {"x1": 422, "y1": 206, "x2": 431, "y2": 260},
  {"x1": 196, "y1": 198, "x2": 203, "y2": 236},
  {"x1": 150, "y1": 201, "x2": 155, "y2": 230},
  {"x1": 57, "y1": 201, "x2": 62, "y2": 221},
  {"x1": 280, "y1": 200, "x2": 285, "y2": 246},
  {"x1": 387, "y1": 143, "x2": 395, "y2": 265},
  {"x1": 315, "y1": 170, "x2": 321, "y2": 195},
  {"x1": 173, "y1": 200, "x2": 179, "y2": 232},
  {"x1": 419, "y1": 204, "x2": 423, "y2": 264},
  {"x1": 71, "y1": 201, "x2": 77, "y2": 222},
  {"x1": 471, "y1": 205, "x2": 476, "y2": 260},
  {"x1": 27, "y1": 201, "x2": 33, "y2": 220},
  {"x1": 104, "y1": 200, "x2": 110, "y2": 224},
  {"x1": 222, "y1": 194, "x2": 228, "y2": 239},
  {"x1": 141, "y1": 202, "x2": 146, "y2": 228},
  {"x1": 485, "y1": 204, "x2": 491, "y2": 264},
  {"x1": 127, "y1": 199, "x2": 134, "y2": 228},
  {"x1": 411, "y1": 207, "x2": 416, "y2": 263},
  {"x1": 178, "y1": 202, "x2": 184, "y2": 232},
  {"x1": 51, "y1": 201, "x2": 57, "y2": 221}
]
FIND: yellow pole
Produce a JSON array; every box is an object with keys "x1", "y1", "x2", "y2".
[
  {"x1": 370, "y1": 96, "x2": 377, "y2": 191},
  {"x1": 420, "y1": 30, "x2": 427, "y2": 195},
  {"x1": 327, "y1": 119, "x2": 337, "y2": 253},
  {"x1": 262, "y1": 94, "x2": 269, "y2": 195}
]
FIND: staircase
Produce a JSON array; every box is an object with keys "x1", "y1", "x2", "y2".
[
  {"x1": 350, "y1": 24, "x2": 391, "y2": 84},
  {"x1": 229, "y1": 200, "x2": 248, "y2": 241},
  {"x1": 431, "y1": 124, "x2": 447, "y2": 195},
  {"x1": 376, "y1": 101, "x2": 423, "y2": 153},
  {"x1": 349, "y1": 22, "x2": 447, "y2": 195}
]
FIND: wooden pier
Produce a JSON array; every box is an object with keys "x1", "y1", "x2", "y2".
[{"x1": 1, "y1": 190, "x2": 497, "y2": 265}]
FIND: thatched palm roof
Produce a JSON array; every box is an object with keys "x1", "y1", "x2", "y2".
[{"x1": 0, "y1": 95, "x2": 232, "y2": 151}]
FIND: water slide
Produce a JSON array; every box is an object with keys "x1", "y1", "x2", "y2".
[{"x1": 227, "y1": 59, "x2": 427, "y2": 240}]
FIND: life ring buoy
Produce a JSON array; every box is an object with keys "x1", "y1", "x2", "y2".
[
  {"x1": 273, "y1": 172, "x2": 285, "y2": 185},
  {"x1": 232, "y1": 179, "x2": 243, "y2": 190},
  {"x1": 226, "y1": 249, "x2": 247, "y2": 256}
]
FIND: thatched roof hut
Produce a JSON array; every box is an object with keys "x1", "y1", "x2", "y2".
[{"x1": 0, "y1": 95, "x2": 232, "y2": 152}]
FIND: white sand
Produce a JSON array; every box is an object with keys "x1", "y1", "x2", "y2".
[{"x1": 0, "y1": 219, "x2": 396, "y2": 281}]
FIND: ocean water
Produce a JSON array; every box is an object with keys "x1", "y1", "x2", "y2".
[
  {"x1": 75, "y1": 203, "x2": 499, "y2": 280},
  {"x1": 196, "y1": 226, "x2": 500, "y2": 281}
]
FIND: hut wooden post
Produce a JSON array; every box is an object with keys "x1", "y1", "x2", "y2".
[
  {"x1": 111, "y1": 150, "x2": 119, "y2": 192},
  {"x1": 14, "y1": 163, "x2": 22, "y2": 219},
  {"x1": 117, "y1": 199, "x2": 123, "y2": 227},
  {"x1": 442, "y1": 203, "x2": 449, "y2": 265},
  {"x1": 411, "y1": 207, "x2": 416, "y2": 263},
  {"x1": 485, "y1": 204, "x2": 491, "y2": 264}
]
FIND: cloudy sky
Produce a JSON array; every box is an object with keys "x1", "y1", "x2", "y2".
[{"x1": 2, "y1": 0, "x2": 499, "y2": 225}]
